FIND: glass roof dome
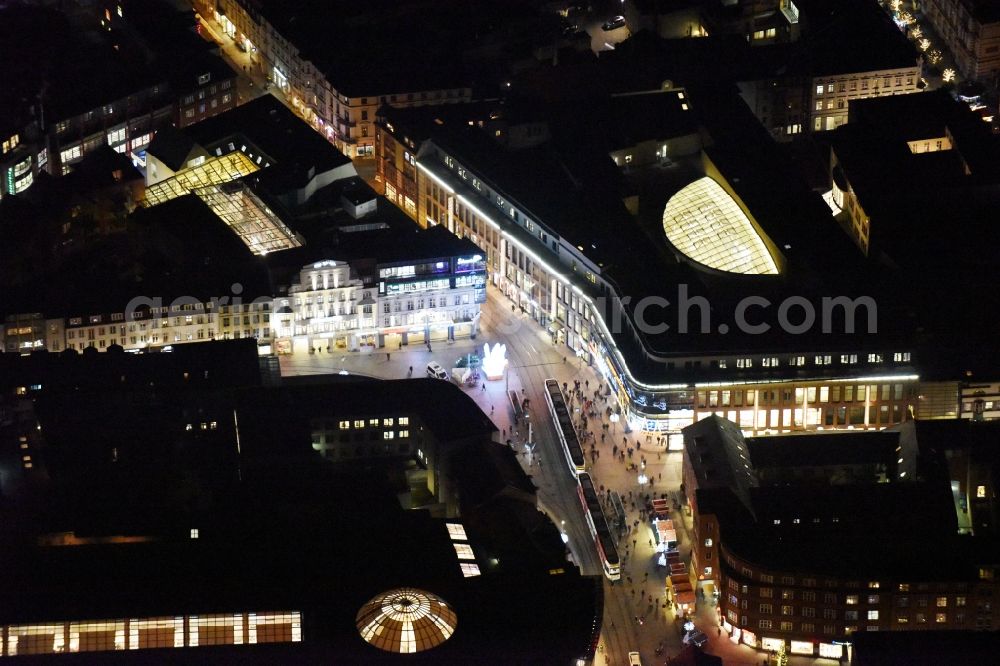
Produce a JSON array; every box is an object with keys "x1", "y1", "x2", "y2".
[
  {"x1": 356, "y1": 587, "x2": 457, "y2": 654},
  {"x1": 662, "y1": 176, "x2": 779, "y2": 275}
]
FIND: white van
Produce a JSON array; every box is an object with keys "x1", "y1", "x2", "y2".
[{"x1": 426, "y1": 362, "x2": 449, "y2": 380}]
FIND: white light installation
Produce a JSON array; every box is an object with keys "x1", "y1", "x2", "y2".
[
  {"x1": 482, "y1": 343, "x2": 507, "y2": 380},
  {"x1": 662, "y1": 177, "x2": 779, "y2": 275}
]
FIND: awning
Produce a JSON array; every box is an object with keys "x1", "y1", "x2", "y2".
[{"x1": 547, "y1": 321, "x2": 564, "y2": 332}]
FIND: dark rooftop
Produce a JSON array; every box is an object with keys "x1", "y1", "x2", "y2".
[
  {"x1": 280, "y1": 376, "x2": 498, "y2": 441},
  {"x1": 760, "y1": 0, "x2": 919, "y2": 77},
  {"x1": 255, "y1": 0, "x2": 501, "y2": 96},
  {"x1": 0, "y1": 5, "x2": 169, "y2": 126},
  {"x1": 851, "y1": 630, "x2": 1000, "y2": 665},
  {"x1": 0, "y1": 362, "x2": 597, "y2": 662},
  {"x1": 147, "y1": 124, "x2": 199, "y2": 172},
  {"x1": 746, "y1": 430, "x2": 900, "y2": 469},
  {"x1": 184, "y1": 95, "x2": 352, "y2": 183}
]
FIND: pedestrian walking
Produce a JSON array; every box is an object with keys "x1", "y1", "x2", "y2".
[
  {"x1": 387, "y1": 352, "x2": 391, "y2": 361},
  {"x1": 482, "y1": 383, "x2": 487, "y2": 392},
  {"x1": 490, "y1": 405, "x2": 495, "y2": 415}
]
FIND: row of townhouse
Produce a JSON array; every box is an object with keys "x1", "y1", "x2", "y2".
[
  {"x1": 1, "y1": 236, "x2": 486, "y2": 357},
  {"x1": 198, "y1": 0, "x2": 472, "y2": 158}
]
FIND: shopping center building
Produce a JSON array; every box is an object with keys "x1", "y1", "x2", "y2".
[{"x1": 375, "y1": 89, "x2": 949, "y2": 444}]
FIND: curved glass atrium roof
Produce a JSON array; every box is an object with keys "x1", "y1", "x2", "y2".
[
  {"x1": 662, "y1": 177, "x2": 779, "y2": 275},
  {"x1": 356, "y1": 588, "x2": 457, "y2": 654}
]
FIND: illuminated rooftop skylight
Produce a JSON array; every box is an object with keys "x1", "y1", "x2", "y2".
[
  {"x1": 662, "y1": 177, "x2": 779, "y2": 275},
  {"x1": 356, "y1": 588, "x2": 456, "y2": 654}
]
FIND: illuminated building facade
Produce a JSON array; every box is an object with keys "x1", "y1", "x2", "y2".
[
  {"x1": 0, "y1": 612, "x2": 302, "y2": 657},
  {"x1": 922, "y1": 0, "x2": 1000, "y2": 81},
  {"x1": 735, "y1": 0, "x2": 921, "y2": 141},
  {"x1": 376, "y1": 104, "x2": 924, "y2": 444},
  {"x1": 274, "y1": 260, "x2": 373, "y2": 354},
  {"x1": 273, "y1": 230, "x2": 485, "y2": 354},
  {"x1": 194, "y1": 0, "x2": 472, "y2": 158},
  {"x1": 682, "y1": 417, "x2": 1000, "y2": 659}
]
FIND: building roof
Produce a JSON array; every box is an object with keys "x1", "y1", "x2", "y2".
[
  {"x1": 602, "y1": 89, "x2": 700, "y2": 152},
  {"x1": 147, "y1": 124, "x2": 200, "y2": 172},
  {"x1": 0, "y1": 339, "x2": 263, "y2": 395},
  {"x1": 184, "y1": 95, "x2": 352, "y2": 185},
  {"x1": 279, "y1": 376, "x2": 498, "y2": 442},
  {"x1": 0, "y1": 364, "x2": 598, "y2": 663},
  {"x1": 682, "y1": 416, "x2": 757, "y2": 513},
  {"x1": 255, "y1": 0, "x2": 560, "y2": 97},
  {"x1": 968, "y1": 0, "x2": 1000, "y2": 24},
  {"x1": 759, "y1": 0, "x2": 919, "y2": 78},
  {"x1": 0, "y1": 4, "x2": 170, "y2": 128},
  {"x1": 692, "y1": 416, "x2": 998, "y2": 581},
  {"x1": 851, "y1": 630, "x2": 1000, "y2": 666},
  {"x1": 747, "y1": 430, "x2": 900, "y2": 469},
  {"x1": 662, "y1": 176, "x2": 780, "y2": 275}
]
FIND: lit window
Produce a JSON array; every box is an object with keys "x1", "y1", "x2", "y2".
[
  {"x1": 398, "y1": 417, "x2": 409, "y2": 425},
  {"x1": 369, "y1": 418, "x2": 379, "y2": 427},
  {"x1": 846, "y1": 595, "x2": 858, "y2": 605},
  {"x1": 936, "y1": 613, "x2": 947, "y2": 623},
  {"x1": 383, "y1": 431, "x2": 395, "y2": 440},
  {"x1": 704, "y1": 538, "x2": 713, "y2": 547},
  {"x1": 460, "y1": 563, "x2": 481, "y2": 577},
  {"x1": 936, "y1": 597, "x2": 947, "y2": 607},
  {"x1": 977, "y1": 485, "x2": 987, "y2": 498},
  {"x1": 454, "y1": 544, "x2": 475, "y2": 560},
  {"x1": 190, "y1": 528, "x2": 199, "y2": 539},
  {"x1": 867, "y1": 610, "x2": 879, "y2": 620},
  {"x1": 399, "y1": 430, "x2": 409, "y2": 438},
  {"x1": 446, "y1": 523, "x2": 468, "y2": 541},
  {"x1": 354, "y1": 420, "x2": 364, "y2": 428},
  {"x1": 383, "y1": 418, "x2": 394, "y2": 427}
]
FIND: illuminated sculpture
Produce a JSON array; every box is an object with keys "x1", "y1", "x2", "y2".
[{"x1": 482, "y1": 342, "x2": 507, "y2": 380}]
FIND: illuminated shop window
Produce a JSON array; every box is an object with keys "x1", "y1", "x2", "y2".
[{"x1": 453, "y1": 544, "x2": 475, "y2": 560}]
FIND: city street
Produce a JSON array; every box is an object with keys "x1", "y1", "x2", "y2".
[{"x1": 278, "y1": 286, "x2": 843, "y2": 666}]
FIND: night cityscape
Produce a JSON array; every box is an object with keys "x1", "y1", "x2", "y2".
[{"x1": 4, "y1": 1, "x2": 1000, "y2": 664}]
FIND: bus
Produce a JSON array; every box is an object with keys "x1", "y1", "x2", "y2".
[
  {"x1": 543, "y1": 379, "x2": 586, "y2": 475},
  {"x1": 576, "y1": 472, "x2": 621, "y2": 581}
]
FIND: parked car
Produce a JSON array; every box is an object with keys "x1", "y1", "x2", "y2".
[
  {"x1": 602, "y1": 15, "x2": 626, "y2": 31},
  {"x1": 683, "y1": 629, "x2": 708, "y2": 648},
  {"x1": 426, "y1": 362, "x2": 449, "y2": 380},
  {"x1": 628, "y1": 651, "x2": 642, "y2": 666}
]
